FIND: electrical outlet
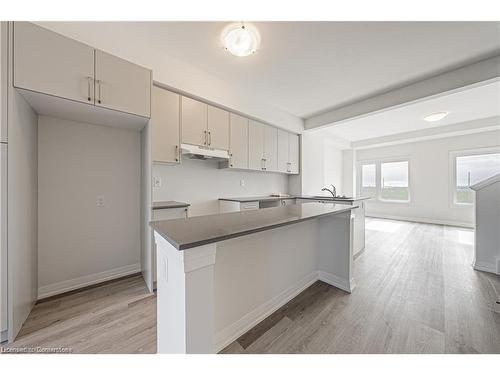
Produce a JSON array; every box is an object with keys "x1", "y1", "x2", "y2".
[
  {"x1": 96, "y1": 195, "x2": 105, "y2": 207},
  {"x1": 240, "y1": 179, "x2": 245, "y2": 187},
  {"x1": 153, "y1": 177, "x2": 162, "y2": 188}
]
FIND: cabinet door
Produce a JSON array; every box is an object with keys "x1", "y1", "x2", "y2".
[
  {"x1": 151, "y1": 86, "x2": 180, "y2": 164},
  {"x1": 277, "y1": 129, "x2": 289, "y2": 173},
  {"x1": 289, "y1": 133, "x2": 300, "y2": 174},
  {"x1": 248, "y1": 120, "x2": 265, "y2": 171},
  {"x1": 181, "y1": 96, "x2": 207, "y2": 147},
  {"x1": 207, "y1": 105, "x2": 229, "y2": 150},
  {"x1": 228, "y1": 113, "x2": 248, "y2": 169},
  {"x1": 13, "y1": 22, "x2": 94, "y2": 105},
  {"x1": 263, "y1": 125, "x2": 278, "y2": 172},
  {"x1": 95, "y1": 49, "x2": 151, "y2": 118}
]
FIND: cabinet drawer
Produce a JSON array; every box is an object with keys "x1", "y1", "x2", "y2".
[{"x1": 240, "y1": 201, "x2": 259, "y2": 210}]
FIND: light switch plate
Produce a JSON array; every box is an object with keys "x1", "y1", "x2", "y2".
[
  {"x1": 240, "y1": 179, "x2": 245, "y2": 187},
  {"x1": 96, "y1": 195, "x2": 105, "y2": 207},
  {"x1": 153, "y1": 177, "x2": 162, "y2": 188}
]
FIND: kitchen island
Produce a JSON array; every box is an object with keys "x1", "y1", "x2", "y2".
[{"x1": 151, "y1": 202, "x2": 358, "y2": 353}]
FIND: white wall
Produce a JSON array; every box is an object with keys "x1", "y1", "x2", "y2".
[
  {"x1": 37, "y1": 116, "x2": 141, "y2": 298},
  {"x1": 153, "y1": 159, "x2": 288, "y2": 217},
  {"x1": 355, "y1": 130, "x2": 500, "y2": 227},
  {"x1": 293, "y1": 131, "x2": 344, "y2": 196}
]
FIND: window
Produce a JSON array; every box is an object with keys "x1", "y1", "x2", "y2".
[
  {"x1": 453, "y1": 151, "x2": 500, "y2": 204},
  {"x1": 380, "y1": 161, "x2": 409, "y2": 201},
  {"x1": 358, "y1": 159, "x2": 410, "y2": 202},
  {"x1": 360, "y1": 163, "x2": 376, "y2": 198}
]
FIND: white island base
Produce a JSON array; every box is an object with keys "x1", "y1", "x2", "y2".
[{"x1": 154, "y1": 210, "x2": 355, "y2": 354}]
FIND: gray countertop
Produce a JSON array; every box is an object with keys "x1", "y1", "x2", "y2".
[
  {"x1": 219, "y1": 195, "x2": 371, "y2": 203},
  {"x1": 219, "y1": 195, "x2": 294, "y2": 203},
  {"x1": 150, "y1": 202, "x2": 357, "y2": 250},
  {"x1": 152, "y1": 201, "x2": 190, "y2": 210}
]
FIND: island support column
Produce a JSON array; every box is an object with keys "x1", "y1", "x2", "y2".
[
  {"x1": 317, "y1": 211, "x2": 356, "y2": 292},
  {"x1": 154, "y1": 233, "x2": 216, "y2": 354}
]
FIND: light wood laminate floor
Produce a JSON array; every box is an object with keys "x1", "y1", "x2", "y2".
[{"x1": 2, "y1": 218, "x2": 499, "y2": 354}]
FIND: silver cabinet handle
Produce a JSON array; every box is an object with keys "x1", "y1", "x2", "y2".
[
  {"x1": 86, "y1": 76, "x2": 92, "y2": 102},
  {"x1": 203, "y1": 130, "x2": 207, "y2": 145},
  {"x1": 175, "y1": 145, "x2": 179, "y2": 162},
  {"x1": 208, "y1": 131, "x2": 212, "y2": 146},
  {"x1": 96, "y1": 80, "x2": 102, "y2": 104}
]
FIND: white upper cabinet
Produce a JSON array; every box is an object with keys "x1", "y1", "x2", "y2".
[
  {"x1": 13, "y1": 22, "x2": 95, "y2": 105},
  {"x1": 181, "y1": 96, "x2": 208, "y2": 147},
  {"x1": 288, "y1": 133, "x2": 300, "y2": 174},
  {"x1": 248, "y1": 120, "x2": 265, "y2": 171},
  {"x1": 228, "y1": 113, "x2": 248, "y2": 169},
  {"x1": 277, "y1": 129, "x2": 289, "y2": 173},
  {"x1": 263, "y1": 125, "x2": 278, "y2": 172},
  {"x1": 151, "y1": 86, "x2": 180, "y2": 164},
  {"x1": 207, "y1": 105, "x2": 229, "y2": 151},
  {"x1": 95, "y1": 50, "x2": 151, "y2": 118}
]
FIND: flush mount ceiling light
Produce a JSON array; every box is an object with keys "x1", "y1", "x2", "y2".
[
  {"x1": 221, "y1": 23, "x2": 260, "y2": 57},
  {"x1": 423, "y1": 111, "x2": 450, "y2": 122}
]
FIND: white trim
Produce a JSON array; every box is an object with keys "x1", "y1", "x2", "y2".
[
  {"x1": 37, "y1": 263, "x2": 141, "y2": 300},
  {"x1": 473, "y1": 260, "x2": 499, "y2": 275},
  {"x1": 470, "y1": 173, "x2": 500, "y2": 191},
  {"x1": 449, "y1": 146, "x2": 500, "y2": 207},
  {"x1": 214, "y1": 271, "x2": 318, "y2": 352},
  {"x1": 318, "y1": 270, "x2": 355, "y2": 293},
  {"x1": 357, "y1": 157, "x2": 411, "y2": 203},
  {"x1": 366, "y1": 213, "x2": 473, "y2": 228}
]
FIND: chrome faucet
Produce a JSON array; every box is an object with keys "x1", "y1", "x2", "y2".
[{"x1": 321, "y1": 184, "x2": 336, "y2": 198}]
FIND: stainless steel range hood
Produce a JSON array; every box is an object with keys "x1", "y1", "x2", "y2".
[{"x1": 180, "y1": 143, "x2": 229, "y2": 160}]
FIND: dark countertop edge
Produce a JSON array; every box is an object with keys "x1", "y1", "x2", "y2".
[
  {"x1": 298, "y1": 196, "x2": 371, "y2": 202},
  {"x1": 152, "y1": 201, "x2": 190, "y2": 210},
  {"x1": 151, "y1": 205, "x2": 357, "y2": 251},
  {"x1": 219, "y1": 196, "x2": 293, "y2": 202},
  {"x1": 219, "y1": 196, "x2": 371, "y2": 203}
]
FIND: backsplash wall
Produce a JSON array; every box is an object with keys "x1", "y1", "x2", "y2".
[{"x1": 152, "y1": 158, "x2": 289, "y2": 217}]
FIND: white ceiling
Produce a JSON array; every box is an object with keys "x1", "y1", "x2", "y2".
[
  {"x1": 38, "y1": 21, "x2": 500, "y2": 119},
  {"x1": 322, "y1": 81, "x2": 500, "y2": 142}
]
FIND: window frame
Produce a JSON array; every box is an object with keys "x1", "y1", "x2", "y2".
[
  {"x1": 449, "y1": 146, "x2": 500, "y2": 208},
  {"x1": 357, "y1": 157, "x2": 411, "y2": 204}
]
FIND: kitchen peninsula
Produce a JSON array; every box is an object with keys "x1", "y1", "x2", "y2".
[{"x1": 151, "y1": 202, "x2": 358, "y2": 353}]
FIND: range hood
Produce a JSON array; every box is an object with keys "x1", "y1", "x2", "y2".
[{"x1": 180, "y1": 143, "x2": 229, "y2": 160}]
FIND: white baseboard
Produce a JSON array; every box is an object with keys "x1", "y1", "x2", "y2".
[
  {"x1": 318, "y1": 271, "x2": 354, "y2": 293},
  {"x1": 214, "y1": 271, "x2": 318, "y2": 352},
  {"x1": 366, "y1": 213, "x2": 474, "y2": 228},
  {"x1": 473, "y1": 260, "x2": 499, "y2": 275},
  {"x1": 37, "y1": 263, "x2": 141, "y2": 300}
]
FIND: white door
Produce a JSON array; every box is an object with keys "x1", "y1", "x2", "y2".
[
  {"x1": 1, "y1": 22, "x2": 8, "y2": 143},
  {"x1": 94, "y1": 49, "x2": 151, "y2": 118},
  {"x1": 13, "y1": 22, "x2": 95, "y2": 105},
  {"x1": 277, "y1": 129, "x2": 289, "y2": 173},
  {"x1": 151, "y1": 86, "x2": 180, "y2": 164},
  {"x1": 207, "y1": 105, "x2": 229, "y2": 151},
  {"x1": 289, "y1": 133, "x2": 300, "y2": 174},
  {"x1": 229, "y1": 113, "x2": 248, "y2": 169},
  {"x1": 263, "y1": 125, "x2": 278, "y2": 172},
  {"x1": 181, "y1": 96, "x2": 207, "y2": 147},
  {"x1": 248, "y1": 120, "x2": 265, "y2": 171}
]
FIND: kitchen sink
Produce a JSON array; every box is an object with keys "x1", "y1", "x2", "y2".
[{"x1": 312, "y1": 196, "x2": 353, "y2": 200}]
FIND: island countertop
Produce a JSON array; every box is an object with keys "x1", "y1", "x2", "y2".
[{"x1": 150, "y1": 202, "x2": 357, "y2": 250}]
